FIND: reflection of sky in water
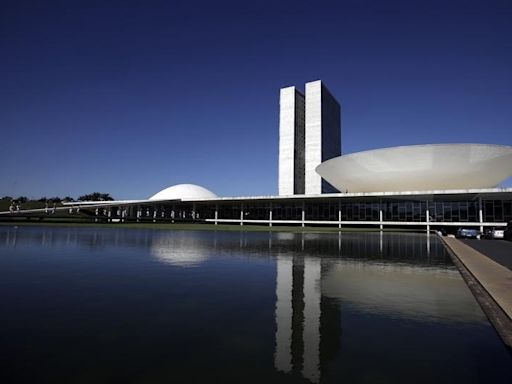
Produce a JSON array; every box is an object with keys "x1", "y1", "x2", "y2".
[{"x1": 0, "y1": 226, "x2": 511, "y2": 384}]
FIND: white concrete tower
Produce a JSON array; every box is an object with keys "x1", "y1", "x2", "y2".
[
  {"x1": 279, "y1": 86, "x2": 305, "y2": 196},
  {"x1": 305, "y1": 80, "x2": 341, "y2": 194}
]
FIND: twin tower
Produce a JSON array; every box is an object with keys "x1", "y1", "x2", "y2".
[{"x1": 278, "y1": 80, "x2": 341, "y2": 196}]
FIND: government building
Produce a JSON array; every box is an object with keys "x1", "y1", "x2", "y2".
[{"x1": 8, "y1": 81, "x2": 512, "y2": 231}]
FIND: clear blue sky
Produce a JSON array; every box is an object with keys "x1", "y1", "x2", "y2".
[{"x1": 1, "y1": 0, "x2": 511, "y2": 199}]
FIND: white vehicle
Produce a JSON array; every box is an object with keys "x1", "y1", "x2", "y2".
[{"x1": 492, "y1": 229, "x2": 505, "y2": 239}]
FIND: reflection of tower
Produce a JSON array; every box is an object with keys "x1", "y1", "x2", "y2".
[
  {"x1": 302, "y1": 258, "x2": 321, "y2": 382},
  {"x1": 275, "y1": 256, "x2": 293, "y2": 372},
  {"x1": 274, "y1": 255, "x2": 341, "y2": 383}
]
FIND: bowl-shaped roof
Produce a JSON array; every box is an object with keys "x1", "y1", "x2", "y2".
[
  {"x1": 149, "y1": 184, "x2": 218, "y2": 201},
  {"x1": 316, "y1": 144, "x2": 512, "y2": 193}
]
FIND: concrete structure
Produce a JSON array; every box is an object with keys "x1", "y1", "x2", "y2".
[
  {"x1": 279, "y1": 87, "x2": 305, "y2": 195},
  {"x1": 305, "y1": 80, "x2": 341, "y2": 195},
  {"x1": 2, "y1": 80, "x2": 512, "y2": 232},
  {"x1": 3, "y1": 186, "x2": 504, "y2": 232},
  {"x1": 149, "y1": 184, "x2": 217, "y2": 201},
  {"x1": 316, "y1": 144, "x2": 512, "y2": 193},
  {"x1": 442, "y1": 237, "x2": 512, "y2": 347},
  {"x1": 279, "y1": 80, "x2": 341, "y2": 196}
]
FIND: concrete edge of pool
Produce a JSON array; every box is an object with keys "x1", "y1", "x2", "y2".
[{"x1": 441, "y1": 236, "x2": 512, "y2": 349}]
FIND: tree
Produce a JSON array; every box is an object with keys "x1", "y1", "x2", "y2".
[
  {"x1": 78, "y1": 192, "x2": 114, "y2": 201},
  {"x1": 99, "y1": 193, "x2": 114, "y2": 201},
  {"x1": 62, "y1": 196, "x2": 74, "y2": 202},
  {"x1": 17, "y1": 196, "x2": 28, "y2": 203}
]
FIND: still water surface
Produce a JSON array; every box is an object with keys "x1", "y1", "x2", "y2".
[{"x1": 0, "y1": 226, "x2": 511, "y2": 383}]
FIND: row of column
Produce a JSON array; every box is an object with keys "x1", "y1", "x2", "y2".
[
  {"x1": 221, "y1": 199, "x2": 486, "y2": 233},
  {"x1": 94, "y1": 207, "x2": 128, "y2": 222},
  {"x1": 89, "y1": 198, "x2": 486, "y2": 231}
]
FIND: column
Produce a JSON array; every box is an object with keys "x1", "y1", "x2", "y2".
[
  {"x1": 107, "y1": 208, "x2": 112, "y2": 223},
  {"x1": 240, "y1": 204, "x2": 244, "y2": 226},
  {"x1": 338, "y1": 200, "x2": 342, "y2": 229},
  {"x1": 95, "y1": 208, "x2": 99, "y2": 223},
  {"x1": 269, "y1": 203, "x2": 273, "y2": 227},
  {"x1": 426, "y1": 205, "x2": 430, "y2": 233},
  {"x1": 379, "y1": 208, "x2": 383, "y2": 230},
  {"x1": 301, "y1": 201, "x2": 305, "y2": 228},
  {"x1": 479, "y1": 198, "x2": 484, "y2": 233}
]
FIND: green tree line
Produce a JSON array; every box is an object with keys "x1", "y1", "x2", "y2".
[{"x1": 0, "y1": 193, "x2": 114, "y2": 210}]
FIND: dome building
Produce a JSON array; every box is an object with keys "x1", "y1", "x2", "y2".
[
  {"x1": 316, "y1": 144, "x2": 512, "y2": 193},
  {"x1": 149, "y1": 184, "x2": 217, "y2": 201},
  {"x1": 48, "y1": 80, "x2": 512, "y2": 232}
]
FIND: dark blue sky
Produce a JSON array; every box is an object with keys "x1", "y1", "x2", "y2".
[{"x1": 1, "y1": 0, "x2": 511, "y2": 199}]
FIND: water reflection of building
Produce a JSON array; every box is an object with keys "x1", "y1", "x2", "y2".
[
  {"x1": 1, "y1": 226, "x2": 487, "y2": 382},
  {"x1": 328, "y1": 261, "x2": 486, "y2": 323},
  {"x1": 272, "y1": 232, "x2": 486, "y2": 382},
  {"x1": 150, "y1": 234, "x2": 211, "y2": 267},
  {"x1": 274, "y1": 254, "x2": 341, "y2": 383}
]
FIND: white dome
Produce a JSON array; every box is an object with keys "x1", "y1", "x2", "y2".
[
  {"x1": 316, "y1": 144, "x2": 512, "y2": 193},
  {"x1": 149, "y1": 184, "x2": 218, "y2": 201}
]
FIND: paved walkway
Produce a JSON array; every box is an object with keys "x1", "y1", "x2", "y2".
[
  {"x1": 442, "y1": 237, "x2": 512, "y2": 347},
  {"x1": 461, "y1": 239, "x2": 512, "y2": 271},
  {"x1": 443, "y1": 237, "x2": 512, "y2": 319}
]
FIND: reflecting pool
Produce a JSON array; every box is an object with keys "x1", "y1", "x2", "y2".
[{"x1": 0, "y1": 226, "x2": 511, "y2": 383}]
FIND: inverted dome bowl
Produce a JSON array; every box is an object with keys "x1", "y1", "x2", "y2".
[{"x1": 316, "y1": 144, "x2": 512, "y2": 193}]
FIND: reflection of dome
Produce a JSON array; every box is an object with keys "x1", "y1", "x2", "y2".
[
  {"x1": 316, "y1": 144, "x2": 512, "y2": 193},
  {"x1": 149, "y1": 184, "x2": 218, "y2": 201},
  {"x1": 150, "y1": 235, "x2": 209, "y2": 267}
]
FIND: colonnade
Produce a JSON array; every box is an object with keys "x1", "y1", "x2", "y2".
[{"x1": 81, "y1": 197, "x2": 497, "y2": 233}]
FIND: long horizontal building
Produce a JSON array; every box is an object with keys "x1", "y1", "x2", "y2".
[
  {"x1": 3, "y1": 183, "x2": 512, "y2": 232},
  {"x1": 2, "y1": 80, "x2": 512, "y2": 232},
  {"x1": 57, "y1": 185, "x2": 512, "y2": 232}
]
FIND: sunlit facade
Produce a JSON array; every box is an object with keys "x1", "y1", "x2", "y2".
[
  {"x1": 316, "y1": 144, "x2": 512, "y2": 193},
  {"x1": 2, "y1": 80, "x2": 512, "y2": 231},
  {"x1": 279, "y1": 80, "x2": 340, "y2": 196}
]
